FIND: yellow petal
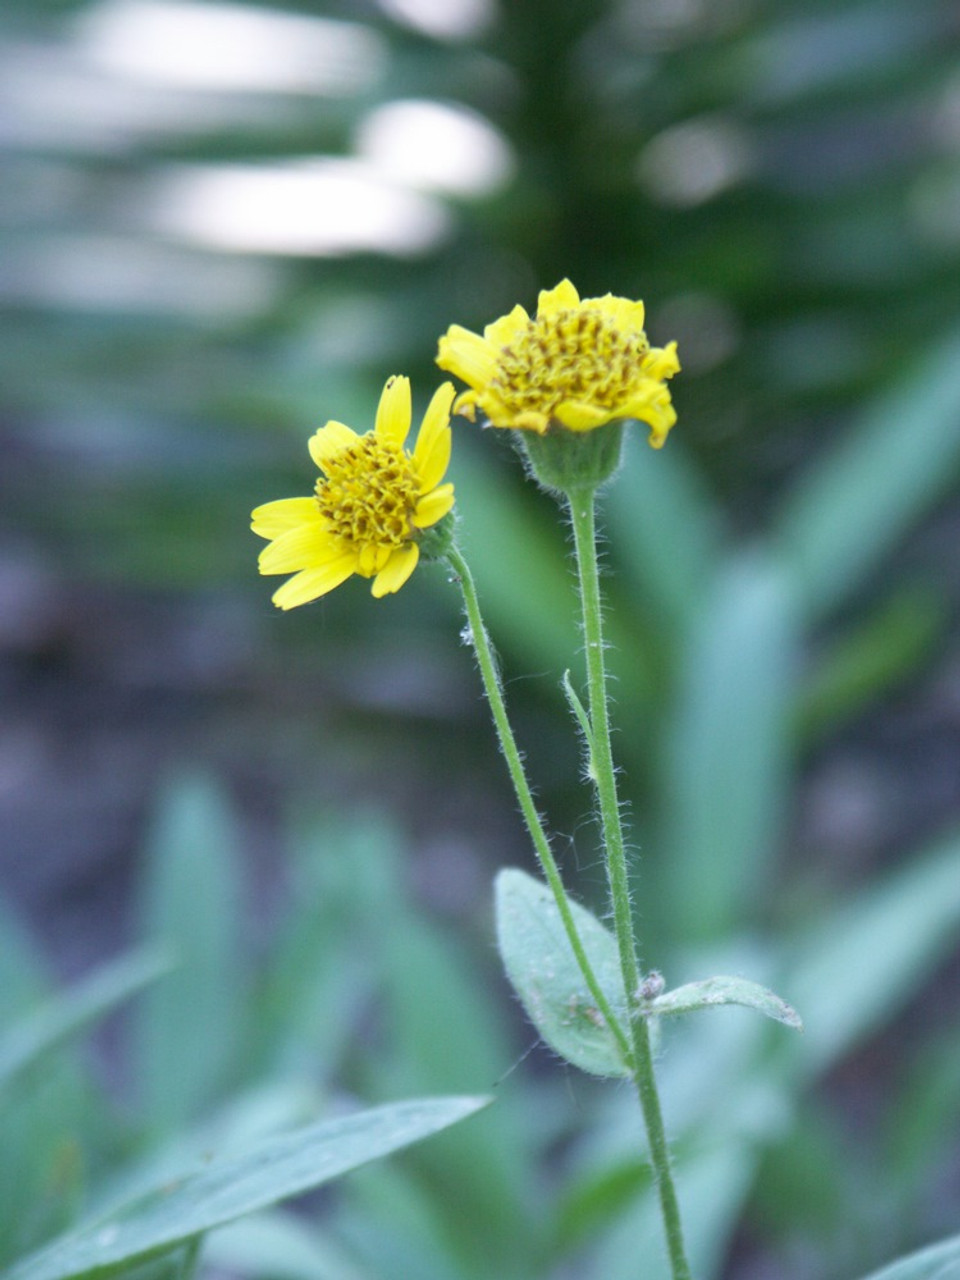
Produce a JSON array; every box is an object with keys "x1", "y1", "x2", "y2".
[
  {"x1": 643, "y1": 341, "x2": 681, "y2": 380},
  {"x1": 413, "y1": 382, "x2": 454, "y2": 492},
  {"x1": 537, "y1": 279, "x2": 580, "y2": 315},
  {"x1": 553, "y1": 400, "x2": 614, "y2": 431},
  {"x1": 464, "y1": 389, "x2": 515, "y2": 429},
  {"x1": 309, "y1": 421, "x2": 359, "y2": 470},
  {"x1": 356, "y1": 541, "x2": 393, "y2": 577},
  {"x1": 375, "y1": 375, "x2": 412, "y2": 447},
  {"x1": 258, "y1": 522, "x2": 338, "y2": 575},
  {"x1": 620, "y1": 385, "x2": 677, "y2": 434},
  {"x1": 272, "y1": 555, "x2": 357, "y2": 609},
  {"x1": 436, "y1": 326, "x2": 499, "y2": 388},
  {"x1": 510, "y1": 409, "x2": 551, "y2": 433},
  {"x1": 452, "y1": 389, "x2": 479, "y2": 421},
  {"x1": 483, "y1": 303, "x2": 530, "y2": 348},
  {"x1": 591, "y1": 293, "x2": 645, "y2": 334},
  {"x1": 371, "y1": 542, "x2": 419, "y2": 597},
  {"x1": 413, "y1": 483, "x2": 455, "y2": 528},
  {"x1": 251, "y1": 497, "x2": 319, "y2": 539}
]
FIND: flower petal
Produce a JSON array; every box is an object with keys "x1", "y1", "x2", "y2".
[
  {"x1": 588, "y1": 293, "x2": 645, "y2": 334},
  {"x1": 372, "y1": 542, "x2": 419, "y2": 597},
  {"x1": 356, "y1": 541, "x2": 394, "y2": 577},
  {"x1": 643, "y1": 341, "x2": 681, "y2": 380},
  {"x1": 462, "y1": 388, "x2": 515, "y2": 430},
  {"x1": 413, "y1": 382, "x2": 454, "y2": 492},
  {"x1": 251, "y1": 497, "x2": 319, "y2": 539},
  {"x1": 258, "y1": 522, "x2": 339, "y2": 575},
  {"x1": 436, "y1": 326, "x2": 499, "y2": 387},
  {"x1": 452, "y1": 389, "x2": 480, "y2": 421},
  {"x1": 553, "y1": 400, "x2": 613, "y2": 431},
  {"x1": 272, "y1": 554, "x2": 358, "y2": 609},
  {"x1": 537, "y1": 279, "x2": 580, "y2": 316},
  {"x1": 483, "y1": 303, "x2": 530, "y2": 348},
  {"x1": 619, "y1": 386, "x2": 677, "y2": 441},
  {"x1": 309, "y1": 421, "x2": 360, "y2": 470},
  {"x1": 509, "y1": 409, "x2": 551, "y2": 433},
  {"x1": 375, "y1": 375, "x2": 412, "y2": 447},
  {"x1": 413, "y1": 483, "x2": 455, "y2": 528}
]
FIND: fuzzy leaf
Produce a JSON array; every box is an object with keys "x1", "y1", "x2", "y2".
[
  {"x1": 649, "y1": 976, "x2": 803, "y2": 1031},
  {"x1": 495, "y1": 868, "x2": 630, "y2": 1077}
]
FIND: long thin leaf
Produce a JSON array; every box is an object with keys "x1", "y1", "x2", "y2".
[
  {"x1": 787, "y1": 830, "x2": 960, "y2": 1078},
  {"x1": 0, "y1": 947, "x2": 172, "y2": 1090},
  {"x1": 858, "y1": 1233, "x2": 960, "y2": 1280},
  {"x1": 775, "y1": 328, "x2": 960, "y2": 619},
  {"x1": 136, "y1": 775, "x2": 244, "y2": 1132},
  {"x1": 8, "y1": 1096, "x2": 490, "y2": 1280},
  {"x1": 205, "y1": 1211, "x2": 372, "y2": 1280},
  {"x1": 660, "y1": 550, "x2": 799, "y2": 941},
  {"x1": 604, "y1": 432, "x2": 724, "y2": 638}
]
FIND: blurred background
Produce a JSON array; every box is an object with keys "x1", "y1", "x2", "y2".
[{"x1": 2, "y1": 1, "x2": 960, "y2": 1278}]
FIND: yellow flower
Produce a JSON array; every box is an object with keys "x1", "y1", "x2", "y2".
[
  {"x1": 436, "y1": 278, "x2": 680, "y2": 447},
  {"x1": 252, "y1": 376, "x2": 456, "y2": 609}
]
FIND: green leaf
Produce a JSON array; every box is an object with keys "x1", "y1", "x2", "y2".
[
  {"x1": 136, "y1": 775, "x2": 245, "y2": 1131},
  {"x1": 604, "y1": 432, "x2": 723, "y2": 639},
  {"x1": 650, "y1": 975, "x2": 803, "y2": 1031},
  {"x1": 578, "y1": 1136, "x2": 761, "y2": 1280},
  {"x1": 451, "y1": 437, "x2": 581, "y2": 677},
  {"x1": 797, "y1": 586, "x2": 945, "y2": 742},
  {"x1": 8, "y1": 1096, "x2": 490, "y2": 1280},
  {"x1": 205, "y1": 1211, "x2": 370, "y2": 1280},
  {"x1": 494, "y1": 868, "x2": 630, "y2": 1078},
  {"x1": 352, "y1": 823, "x2": 543, "y2": 1279},
  {"x1": 0, "y1": 948, "x2": 172, "y2": 1090},
  {"x1": 788, "y1": 830, "x2": 960, "y2": 1078},
  {"x1": 858, "y1": 1234, "x2": 960, "y2": 1280},
  {"x1": 0, "y1": 893, "x2": 49, "y2": 1021},
  {"x1": 660, "y1": 550, "x2": 799, "y2": 941},
  {"x1": 776, "y1": 328, "x2": 960, "y2": 620}
]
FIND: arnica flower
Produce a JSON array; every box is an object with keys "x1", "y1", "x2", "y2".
[
  {"x1": 436, "y1": 278, "x2": 680, "y2": 448},
  {"x1": 252, "y1": 376, "x2": 455, "y2": 609}
]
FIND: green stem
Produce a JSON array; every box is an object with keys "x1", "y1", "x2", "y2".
[
  {"x1": 567, "y1": 487, "x2": 692, "y2": 1280},
  {"x1": 445, "y1": 543, "x2": 632, "y2": 1066}
]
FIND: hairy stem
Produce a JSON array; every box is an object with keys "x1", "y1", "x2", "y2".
[
  {"x1": 567, "y1": 487, "x2": 692, "y2": 1280},
  {"x1": 445, "y1": 543, "x2": 631, "y2": 1065}
]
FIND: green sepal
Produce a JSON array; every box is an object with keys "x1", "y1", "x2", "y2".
[
  {"x1": 515, "y1": 421, "x2": 625, "y2": 494},
  {"x1": 494, "y1": 867, "x2": 631, "y2": 1077},
  {"x1": 646, "y1": 975, "x2": 803, "y2": 1031},
  {"x1": 417, "y1": 510, "x2": 457, "y2": 561}
]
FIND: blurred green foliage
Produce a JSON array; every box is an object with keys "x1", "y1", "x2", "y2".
[
  {"x1": 2, "y1": 0, "x2": 960, "y2": 1276},
  {"x1": 4, "y1": 785, "x2": 960, "y2": 1279}
]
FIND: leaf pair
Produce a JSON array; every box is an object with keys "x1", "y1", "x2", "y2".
[{"x1": 495, "y1": 868, "x2": 801, "y2": 1080}]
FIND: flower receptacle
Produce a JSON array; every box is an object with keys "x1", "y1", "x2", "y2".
[{"x1": 517, "y1": 421, "x2": 626, "y2": 495}]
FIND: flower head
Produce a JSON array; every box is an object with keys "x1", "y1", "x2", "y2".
[
  {"x1": 252, "y1": 376, "x2": 455, "y2": 609},
  {"x1": 436, "y1": 278, "x2": 680, "y2": 447}
]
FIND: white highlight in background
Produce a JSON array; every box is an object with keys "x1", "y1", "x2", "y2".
[
  {"x1": 148, "y1": 159, "x2": 452, "y2": 256},
  {"x1": 76, "y1": 0, "x2": 385, "y2": 95},
  {"x1": 356, "y1": 99, "x2": 514, "y2": 197}
]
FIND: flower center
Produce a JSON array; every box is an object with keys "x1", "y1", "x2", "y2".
[
  {"x1": 316, "y1": 434, "x2": 419, "y2": 549},
  {"x1": 492, "y1": 306, "x2": 650, "y2": 416}
]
